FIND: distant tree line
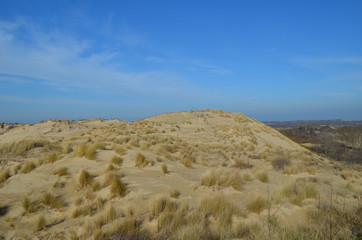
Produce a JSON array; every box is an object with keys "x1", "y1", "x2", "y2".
[{"x1": 279, "y1": 126, "x2": 362, "y2": 164}]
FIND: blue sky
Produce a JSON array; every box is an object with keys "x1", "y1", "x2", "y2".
[{"x1": 1, "y1": 1, "x2": 362, "y2": 123}]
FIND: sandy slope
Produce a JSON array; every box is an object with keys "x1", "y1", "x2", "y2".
[{"x1": 0, "y1": 110, "x2": 361, "y2": 239}]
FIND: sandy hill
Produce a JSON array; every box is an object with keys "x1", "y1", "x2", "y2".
[{"x1": 0, "y1": 110, "x2": 361, "y2": 240}]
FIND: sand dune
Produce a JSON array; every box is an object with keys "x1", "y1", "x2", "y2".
[{"x1": 0, "y1": 110, "x2": 361, "y2": 239}]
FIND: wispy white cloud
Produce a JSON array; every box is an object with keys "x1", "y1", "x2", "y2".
[
  {"x1": 146, "y1": 56, "x2": 232, "y2": 75},
  {"x1": 291, "y1": 57, "x2": 362, "y2": 64},
  {"x1": 0, "y1": 19, "x2": 223, "y2": 102}
]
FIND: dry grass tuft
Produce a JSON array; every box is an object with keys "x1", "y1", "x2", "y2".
[
  {"x1": 111, "y1": 155, "x2": 123, "y2": 165},
  {"x1": 53, "y1": 167, "x2": 69, "y2": 176},
  {"x1": 255, "y1": 171, "x2": 269, "y2": 183},
  {"x1": 22, "y1": 197, "x2": 38, "y2": 213},
  {"x1": 74, "y1": 196, "x2": 83, "y2": 206},
  {"x1": 135, "y1": 152, "x2": 148, "y2": 168},
  {"x1": 201, "y1": 169, "x2": 243, "y2": 191},
  {"x1": 246, "y1": 196, "x2": 267, "y2": 214},
  {"x1": 271, "y1": 158, "x2": 290, "y2": 170},
  {"x1": 92, "y1": 180, "x2": 101, "y2": 192},
  {"x1": 198, "y1": 194, "x2": 241, "y2": 229},
  {"x1": 73, "y1": 143, "x2": 87, "y2": 157},
  {"x1": 110, "y1": 177, "x2": 127, "y2": 197},
  {"x1": 85, "y1": 145, "x2": 97, "y2": 160},
  {"x1": 107, "y1": 164, "x2": 115, "y2": 172},
  {"x1": 161, "y1": 164, "x2": 168, "y2": 174},
  {"x1": 42, "y1": 192, "x2": 64, "y2": 209},
  {"x1": 21, "y1": 161, "x2": 36, "y2": 174},
  {"x1": 35, "y1": 215, "x2": 46, "y2": 231},
  {"x1": 150, "y1": 197, "x2": 178, "y2": 219},
  {"x1": 233, "y1": 159, "x2": 253, "y2": 169},
  {"x1": 170, "y1": 189, "x2": 180, "y2": 199},
  {"x1": 79, "y1": 169, "x2": 92, "y2": 188},
  {"x1": 0, "y1": 139, "x2": 52, "y2": 156},
  {"x1": 13, "y1": 164, "x2": 21, "y2": 175},
  {"x1": 0, "y1": 169, "x2": 10, "y2": 183},
  {"x1": 278, "y1": 182, "x2": 318, "y2": 206},
  {"x1": 115, "y1": 146, "x2": 126, "y2": 155}
]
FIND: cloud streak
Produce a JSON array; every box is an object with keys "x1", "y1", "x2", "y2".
[
  {"x1": 145, "y1": 56, "x2": 232, "y2": 75},
  {"x1": 291, "y1": 57, "x2": 362, "y2": 65},
  {"x1": 0, "y1": 19, "x2": 225, "y2": 103}
]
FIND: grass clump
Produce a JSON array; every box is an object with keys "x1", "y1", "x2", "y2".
[
  {"x1": 73, "y1": 143, "x2": 87, "y2": 157},
  {"x1": 111, "y1": 155, "x2": 123, "y2": 165},
  {"x1": 115, "y1": 146, "x2": 126, "y2": 155},
  {"x1": 255, "y1": 171, "x2": 269, "y2": 183},
  {"x1": 42, "y1": 192, "x2": 64, "y2": 209},
  {"x1": 201, "y1": 169, "x2": 243, "y2": 191},
  {"x1": 107, "y1": 164, "x2": 115, "y2": 171},
  {"x1": 21, "y1": 161, "x2": 36, "y2": 174},
  {"x1": 13, "y1": 164, "x2": 21, "y2": 175},
  {"x1": 35, "y1": 215, "x2": 46, "y2": 231},
  {"x1": 53, "y1": 167, "x2": 68, "y2": 176},
  {"x1": 22, "y1": 197, "x2": 38, "y2": 213},
  {"x1": 181, "y1": 157, "x2": 194, "y2": 168},
  {"x1": 38, "y1": 152, "x2": 59, "y2": 165},
  {"x1": 92, "y1": 180, "x2": 101, "y2": 192},
  {"x1": 85, "y1": 145, "x2": 97, "y2": 160},
  {"x1": 278, "y1": 182, "x2": 318, "y2": 206},
  {"x1": 201, "y1": 170, "x2": 219, "y2": 186},
  {"x1": 150, "y1": 197, "x2": 178, "y2": 219},
  {"x1": 47, "y1": 152, "x2": 58, "y2": 163},
  {"x1": 246, "y1": 196, "x2": 267, "y2": 214},
  {"x1": 0, "y1": 169, "x2": 10, "y2": 183},
  {"x1": 271, "y1": 158, "x2": 290, "y2": 170},
  {"x1": 233, "y1": 159, "x2": 253, "y2": 169},
  {"x1": 170, "y1": 189, "x2": 180, "y2": 198},
  {"x1": 110, "y1": 177, "x2": 127, "y2": 197},
  {"x1": 79, "y1": 169, "x2": 92, "y2": 188},
  {"x1": 0, "y1": 139, "x2": 51, "y2": 156},
  {"x1": 199, "y1": 195, "x2": 239, "y2": 216},
  {"x1": 135, "y1": 152, "x2": 148, "y2": 168},
  {"x1": 161, "y1": 164, "x2": 168, "y2": 174},
  {"x1": 283, "y1": 165, "x2": 299, "y2": 175}
]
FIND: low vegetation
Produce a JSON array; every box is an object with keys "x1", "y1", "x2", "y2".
[
  {"x1": 0, "y1": 139, "x2": 52, "y2": 156},
  {"x1": 135, "y1": 152, "x2": 148, "y2": 168},
  {"x1": 110, "y1": 177, "x2": 127, "y2": 197},
  {"x1": 79, "y1": 169, "x2": 92, "y2": 188},
  {"x1": 21, "y1": 161, "x2": 36, "y2": 174},
  {"x1": 255, "y1": 171, "x2": 269, "y2": 183},
  {"x1": 246, "y1": 195, "x2": 267, "y2": 214},
  {"x1": 42, "y1": 192, "x2": 64, "y2": 209},
  {"x1": 35, "y1": 215, "x2": 46, "y2": 231},
  {"x1": 201, "y1": 169, "x2": 243, "y2": 191},
  {"x1": 0, "y1": 169, "x2": 10, "y2": 184},
  {"x1": 53, "y1": 167, "x2": 68, "y2": 176},
  {"x1": 161, "y1": 163, "x2": 168, "y2": 174},
  {"x1": 111, "y1": 155, "x2": 123, "y2": 165}
]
